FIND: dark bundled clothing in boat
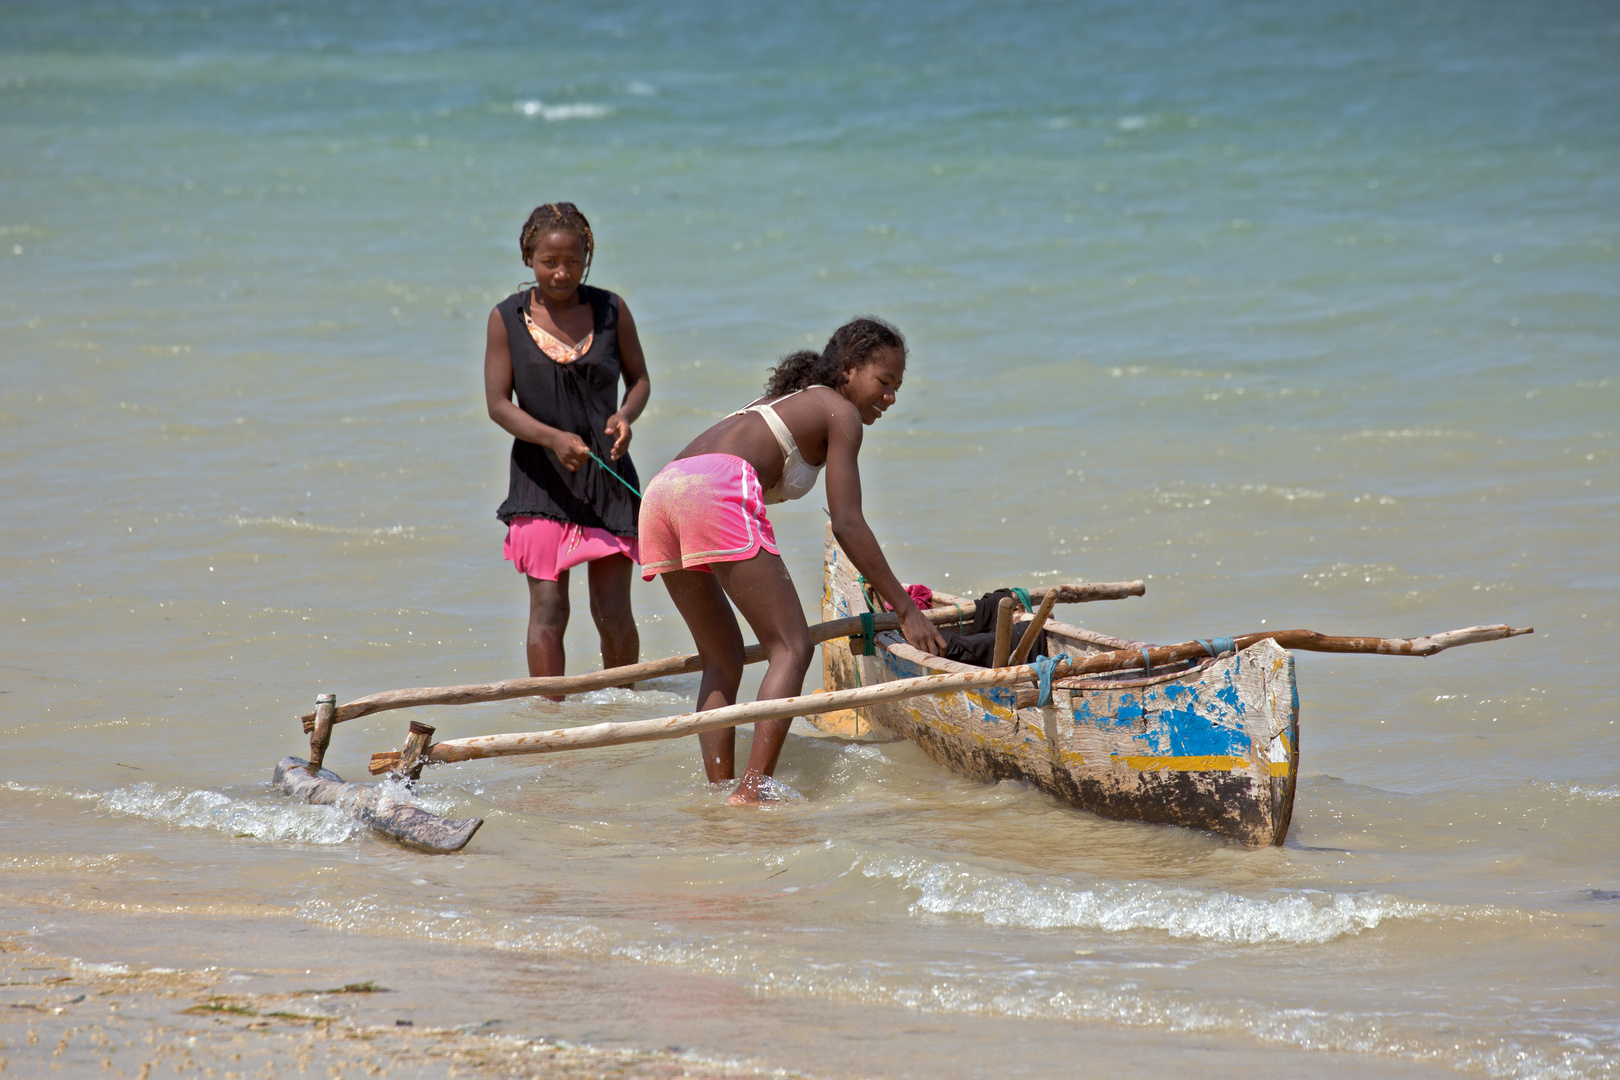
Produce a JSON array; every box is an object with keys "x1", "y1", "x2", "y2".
[
  {"x1": 494, "y1": 284, "x2": 640, "y2": 536},
  {"x1": 938, "y1": 589, "x2": 1048, "y2": 666}
]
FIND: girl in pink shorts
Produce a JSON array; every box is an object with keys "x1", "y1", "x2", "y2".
[
  {"x1": 484, "y1": 203, "x2": 651, "y2": 692},
  {"x1": 639, "y1": 317, "x2": 945, "y2": 803}
]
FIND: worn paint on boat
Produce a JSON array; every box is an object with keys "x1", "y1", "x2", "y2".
[{"x1": 814, "y1": 531, "x2": 1299, "y2": 846}]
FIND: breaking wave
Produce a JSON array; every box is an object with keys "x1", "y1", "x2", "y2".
[
  {"x1": 855, "y1": 851, "x2": 1443, "y2": 945},
  {"x1": 98, "y1": 782, "x2": 361, "y2": 844}
]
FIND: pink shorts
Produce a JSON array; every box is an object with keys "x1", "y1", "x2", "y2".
[
  {"x1": 503, "y1": 516, "x2": 640, "y2": 582},
  {"x1": 638, "y1": 454, "x2": 779, "y2": 580}
]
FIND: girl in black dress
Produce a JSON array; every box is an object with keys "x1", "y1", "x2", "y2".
[{"x1": 483, "y1": 203, "x2": 650, "y2": 694}]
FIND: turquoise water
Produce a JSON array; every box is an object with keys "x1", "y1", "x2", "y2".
[{"x1": 3, "y1": 2, "x2": 1617, "y2": 1077}]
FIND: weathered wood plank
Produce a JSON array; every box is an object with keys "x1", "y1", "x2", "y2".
[
  {"x1": 363, "y1": 612, "x2": 1528, "y2": 779},
  {"x1": 366, "y1": 660, "x2": 1088, "y2": 773}
]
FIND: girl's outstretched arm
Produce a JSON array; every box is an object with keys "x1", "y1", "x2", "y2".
[
  {"x1": 605, "y1": 297, "x2": 650, "y2": 461},
  {"x1": 823, "y1": 402, "x2": 945, "y2": 655},
  {"x1": 484, "y1": 307, "x2": 591, "y2": 471}
]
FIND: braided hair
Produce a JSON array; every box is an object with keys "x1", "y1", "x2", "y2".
[
  {"x1": 764, "y1": 316, "x2": 907, "y2": 397},
  {"x1": 519, "y1": 202, "x2": 595, "y2": 280}
]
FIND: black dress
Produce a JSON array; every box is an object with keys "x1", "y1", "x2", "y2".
[{"x1": 494, "y1": 284, "x2": 640, "y2": 537}]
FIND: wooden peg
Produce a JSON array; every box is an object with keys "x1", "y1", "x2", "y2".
[
  {"x1": 307, "y1": 693, "x2": 336, "y2": 774},
  {"x1": 393, "y1": 720, "x2": 436, "y2": 782},
  {"x1": 991, "y1": 597, "x2": 1014, "y2": 669},
  {"x1": 1009, "y1": 591, "x2": 1061, "y2": 666}
]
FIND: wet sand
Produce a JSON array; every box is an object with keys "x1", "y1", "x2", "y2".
[
  {"x1": 0, "y1": 906, "x2": 1467, "y2": 1080},
  {"x1": 0, "y1": 940, "x2": 774, "y2": 1080}
]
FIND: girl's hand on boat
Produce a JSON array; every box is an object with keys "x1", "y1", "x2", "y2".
[
  {"x1": 901, "y1": 606, "x2": 947, "y2": 656},
  {"x1": 550, "y1": 432, "x2": 591, "y2": 472},
  {"x1": 604, "y1": 413, "x2": 632, "y2": 460}
]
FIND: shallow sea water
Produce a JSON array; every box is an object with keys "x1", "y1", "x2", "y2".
[{"x1": 2, "y1": 2, "x2": 1617, "y2": 1077}]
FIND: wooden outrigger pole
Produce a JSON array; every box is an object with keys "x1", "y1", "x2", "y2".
[
  {"x1": 295, "y1": 581, "x2": 1145, "y2": 732},
  {"x1": 365, "y1": 624, "x2": 1531, "y2": 775}
]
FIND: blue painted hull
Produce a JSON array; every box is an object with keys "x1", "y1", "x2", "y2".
[{"x1": 820, "y1": 538, "x2": 1299, "y2": 846}]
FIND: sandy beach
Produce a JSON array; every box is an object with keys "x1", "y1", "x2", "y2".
[{"x1": 0, "y1": 937, "x2": 776, "y2": 1080}]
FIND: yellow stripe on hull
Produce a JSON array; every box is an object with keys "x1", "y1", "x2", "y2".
[{"x1": 1110, "y1": 754, "x2": 1248, "y2": 772}]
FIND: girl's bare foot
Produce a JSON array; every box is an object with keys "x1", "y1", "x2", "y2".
[{"x1": 726, "y1": 768, "x2": 775, "y2": 805}]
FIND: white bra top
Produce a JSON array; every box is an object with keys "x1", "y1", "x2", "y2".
[{"x1": 731, "y1": 385, "x2": 829, "y2": 504}]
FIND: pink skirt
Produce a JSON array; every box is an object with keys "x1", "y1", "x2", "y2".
[
  {"x1": 638, "y1": 454, "x2": 779, "y2": 580},
  {"x1": 503, "y1": 516, "x2": 640, "y2": 582}
]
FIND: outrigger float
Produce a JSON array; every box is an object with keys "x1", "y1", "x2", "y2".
[{"x1": 276, "y1": 528, "x2": 1531, "y2": 851}]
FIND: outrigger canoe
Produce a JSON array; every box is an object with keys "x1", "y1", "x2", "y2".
[
  {"x1": 813, "y1": 531, "x2": 1299, "y2": 846},
  {"x1": 290, "y1": 530, "x2": 1525, "y2": 853}
]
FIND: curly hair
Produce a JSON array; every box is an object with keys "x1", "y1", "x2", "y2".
[
  {"x1": 764, "y1": 316, "x2": 906, "y2": 397},
  {"x1": 519, "y1": 202, "x2": 595, "y2": 279}
]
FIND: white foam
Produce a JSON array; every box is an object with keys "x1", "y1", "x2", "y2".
[
  {"x1": 1548, "y1": 781, "x2": 1620, "y2": 802},
  {"x1": 748, "y1": 775, "x2": 806, "y2": 803},
  {"x1": 299, "y1": 896, "x2": 618, "y2": 958},
  {"x1": 98, "y1": 782, "x2": 360, "y2": 844},
  {"x1": 0, "y1": 852, "x2": 127, "y2": 874},
  {"x1": 1347, "y1": 428, "x2": 1471, "y2": 439},
  {"x1": 226, "y1": 515, "x2": 417, "y2": 538},
  {"x1": 516, "y1": 100, "x2": 612, "y2": 121},
  {"x1": 1235, "y1": 482, "x2": 1327, "y2": 501},
  {"x1": 568, "y1": 686, "x2": 695, "y2": 709},
  {"x1": 857, "y1": 852, "x2": 1442, "y2": 944}
]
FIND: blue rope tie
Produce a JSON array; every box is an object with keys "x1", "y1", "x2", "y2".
[
  {"x1": 951, "y1": 602, "x2": 965, "y2": 633},
  {"x1": 1196, "y1": 637, "x2": 1236, "y2": 657},
  {"x1": 1011, "y1": 587, "x2": 1033, "y2": 612},
  {"x1": 586, "y1": 451, "x2": 642, "y2": 498},
  {"x1": 859, "y1": 611, "x2": 876, "y2": 656},
  {"x1": 1030, "y1": 653, "x2": 1071, "y2": 708},
  {"x1": 1139, "y1": 647, "x2": 1152, "y2": 676}
]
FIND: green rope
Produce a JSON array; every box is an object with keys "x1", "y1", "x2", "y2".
[
  {"x1": 587, "y1": 451, "x2": 642, "y2": 498},
  {"x1": 1011, "y1": 587, "x2": 1032, "y2": 613},
  {"x1": 858, "y1": 611, "x2": 876, "y2": 656}
]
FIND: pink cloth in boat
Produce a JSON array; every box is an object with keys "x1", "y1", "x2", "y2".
[
  {"x1": 503, "y1": 515, "x2": 639, "y2": 582},
  {"x1": 637, "y1": 454, "x2": 779, "y2": 580},
  {"x1": 875, "y1": 583, "x2": 933, "y2": 612}
]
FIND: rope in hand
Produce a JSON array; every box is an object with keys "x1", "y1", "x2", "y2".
[
  {"x1": 587, "y1": 450, "x2": 641, "y2": 498},
  {"x1": 1030, "y1": 653, "x2": 1071, "y2": 708}
]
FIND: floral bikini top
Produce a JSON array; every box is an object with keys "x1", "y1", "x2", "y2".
[
  {"x1": 731, "y1": 385, "x2": 830, "y2": 504},
  {"x1": 522, "y1": 305, "x2": 594, "y2": 363}
]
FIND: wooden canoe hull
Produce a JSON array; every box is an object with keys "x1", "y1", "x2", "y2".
[{"x1": 816, "y1": 533, "x2": 1299, "y2": 846}]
